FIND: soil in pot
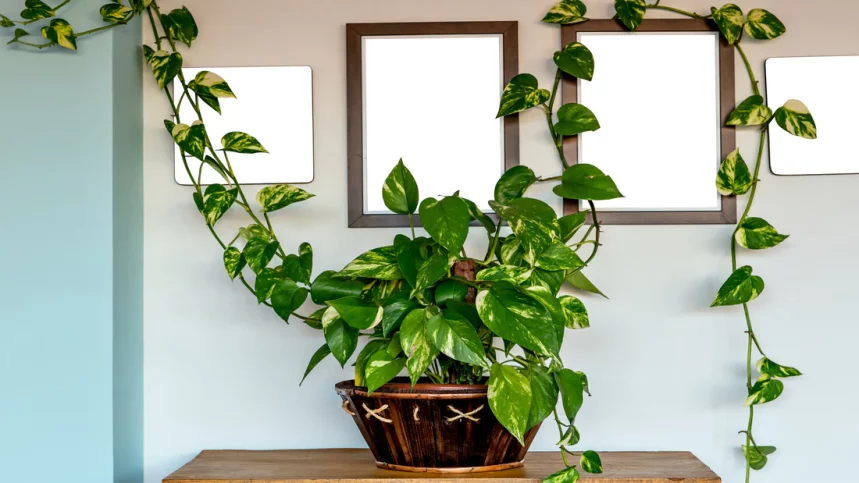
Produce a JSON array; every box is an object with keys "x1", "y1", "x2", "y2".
[{"x1": 335, "y1": 378, "x2": 541, "y2": 473}]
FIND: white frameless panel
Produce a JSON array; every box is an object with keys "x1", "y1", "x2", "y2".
[
  {"x1": 174, "y1": 66, "x2": 314, "y2": 185},
  {"x1": 767, "y1": 56, "x2": 859, "y2": 176},
  {"x1": 362, "y1": 35, "x2": 505, "y2": 213},
  {"x1": 578, "y1": 32, "x2": 722, "y2": 212}
]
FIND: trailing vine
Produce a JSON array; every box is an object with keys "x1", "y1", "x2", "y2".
[{"x1": 613, "y1": 1, "x2": 817, "y2": 482}]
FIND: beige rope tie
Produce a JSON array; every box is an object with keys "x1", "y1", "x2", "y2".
[
  {"x1": 362, "y1": 403, "x2": 393, "y2": 423},
  {"x1": 341, "y1": 399, "x2": 356, "y2": 416},
  {"x1": 446, "y1": 404, "x2": 484, "y2": 423},
  {"x1": 413, "y1": 406, "x2": 420, "y2": 421}
]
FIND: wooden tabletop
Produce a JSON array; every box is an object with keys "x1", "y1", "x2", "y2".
[{"x1": 164, "y1": 449, "x2": 720, "y2": 483}]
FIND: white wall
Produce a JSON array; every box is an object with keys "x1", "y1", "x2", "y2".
[{"x1": 143, "y1": 1, "x2": 859, "y2": 482}]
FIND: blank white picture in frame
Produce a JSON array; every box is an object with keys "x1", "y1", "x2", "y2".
[{"x1": 174, "y1": 66, "x2": 314, "y2": 185}]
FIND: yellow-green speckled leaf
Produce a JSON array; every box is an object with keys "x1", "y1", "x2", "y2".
[
  {"x1": 711, "y1": 266, "x2": 764, "y2": 307},
  {"x1": 497, "y1": 74, "x2": 551, "y2": 118},
  {"x1": 716, "y1": 148, "x2": 752, "y2": 196},
  {"x1": 581, "y1": 451, "x2": 603, "y2": 474},
  {"x1": 382, "y1": 159, "x2": 420, "y2": 215},
  {"x1": 711, "y1": 4, "x2": 744, "y2": 45},
  {"x1": 148, "y1": 50, "x2": 182, "y2": 89},
  {"x1": 40, "y1": 18, "x2": 76, "y2": 50},
  {"x1": 476, "y1": 286, "x2": 559, "y2": 358},
  {"x1": 1, "y1": 14, "x2": 16, "y2": 28},
  {"x1": 201, "y1": 184, "x2": 237, "y2": 226},
  {"x1": 735, "y1": 217, "x2": 788, "y2": 250},
  {"x1": 223, "y1": 246, "x2": 246, "y2": 280},
  {"x1": 221, "y1": 131, "x2": 268, "y2": 154},
  {"x1": 554, "y1": 42, "x2": 595, "y2": 81},
  {"x1": 171, "y1": 121, "x2": 206, "y2": 160},
  {"x1": 559, "y1": 295, "x2": 589, "y2": 329},
  {"x1": 257, "y1": 184, "x2": 314, "y2": 213},
  {"x1": 100, "y1": 3, "x2": 132, "y2": 23},
  {"x1": 745, "y1": 374, "x2": 784, "y2": 406},
  {"x1": 744, "y1": 9, "x2": 785, "y2": 40},
  {"x1": 20, "y1": 0, "x2": 55, "y2": 21},
  {"x1": 542, "y1": 0, "x2": 587, "y2": 25},
  {"x1": 543, "y1": 466, "x2": 580, "y2": 483},
  {"x1": 487, "y1": 364, "x2": 532, "y2": 444},
  {"x1": 476, "y1": 265, "x2": 532, "y2": 285},
  {"x1": 757, "y1": 357, "x2": 802, "y2": 378},
  {"x1": 742, "y1": 445, "x2": 777, "y2": 471},
  {"x1": 614, "y1": 0, "x2": 646, "y2": 31},
  {"x1": 727, "y1": 95, "x2": 772, "y2": 126},
  {"x1": 339, "y1": 246, "x2": 403, "y2": 281},
  {"x1": 775, "y1": 100, "x2": 817, "y2": 139}
]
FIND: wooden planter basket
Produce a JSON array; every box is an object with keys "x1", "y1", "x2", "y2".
[{"x1": 335, "y1": 378, "x2": 541, "y2": 473}]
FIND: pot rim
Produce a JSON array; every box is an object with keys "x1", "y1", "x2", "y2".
[{"x1": 335, "y1": 378, "x2": 488, "y2": 399}]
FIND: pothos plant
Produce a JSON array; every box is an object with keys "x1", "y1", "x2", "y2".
[{"x1": 610, "y1": 1, "x2": 816, "y2": 483}]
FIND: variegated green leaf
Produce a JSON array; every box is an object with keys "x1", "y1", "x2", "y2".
[
  {"x1": 171, "y1": 121, "x2": 205, "y2": 160},
  {"x1": 202, "y1": 184, "x2": 237, "y2": 225},
  {"x1": 40, "y1": 18, "x2": 76, "y2": 51},
  {"x1": 1, "y1": 14, "x2": 15, "y2": 28},
  {"x1": 711, "y1": 266, "x2": 765, "y2": 307},
  {"x1": 527, "y1": 268, "x2": 566, "y2": 297},
  {"x1": 495, "y1": 198, "x2": 561, "y2": 260},
  {"x1": 476, "y1": 265, "x2": 532, "y2": 285},
  {"x1": 354, "y1": 340, "x2": 386, "y2": 387},
  {"x1": 365, "y1": 351, "x2": 406, "y2": 394},
  {"x1": 554, "y1": 103, "x2": 600, "y2": 136},
  {"x1": 271, "y1": 279, "x2": 308, "y2": 321},
  {"x1": 299, "y1": 242, "x2": 313, "y2": 280},
  {"x1": 559, "y1": 212, "x2": 587, "y2": 243},
  {"x1": 526, "y1": 365, "x2": 559, "y2": 431},
  {"x1": 742, "y1": 445, "x2": 776, "y2": 471},
  {"x1": 463, "y1": 197, "x2": 495, "y2": 234},
  {"x1": 300, "y1": 343, "x2": 331, "y2": 386},
  {"x1": 435, "y1": 280, "x2": 468, "y2": 308},
  {"x1": 557, "y1": 425, "x2": 581, "y2": 447},
  {"x1": 148, "y1": 50, "x2": 182, "y2": 89},
  {"x1": 201, "y1": 156, "x2": 230, "y2": 182},
  {"x1": 757, "y1": 358, "x2": 802, "y2": 378},
  {"x1": 581, "y1": 451, "x2": 603, "y2": 474},
  {"x1": 100, "y1": 4, "x2": 132, "y2": 23},
  {"x1": 500, "y1": 236, "x2": 525, "y2": 266},
  {"x1": 382, "y1": 158, "x2": 420, "y2": 215},
  {"x1": 129, "y1": 0, "x2": 153, "y2": 14},
  {"x1": 192, "y1": 71, "x2": 235, "y2": 98},
  {"x1": 339, "y1": 246, "x2": 403, "y2": 281},
  {"x1": 614, "y1": 0, "x2": 646, "y2": 31},
  {"x1": 238, "y1": 224, "x2": 271, "y2": 243},
  {"x1": 567, "y1": 270, "x2": 607, "y2": 298},
  {"x1": 536, "y1": 242, "x2": 585, "y2": 271},
  {"x1": 20, "y1": 0, "x2": 55, "y2": 21},
  {"x1": 711, "y1": 4, "x2": 745, "y2": 45},
  {"x1": 476, "y1": 285, "x2": 559, "y2": 358},
  {"x1": 254, "y1": 267, "x2": 285, "y2": 303},
  {"x1": 559, "y1": 295, "x2": 589, "y2": 329},
  {"x1": 554, "y1": 164, "x2": 623, "y2": 201},
  {"x1": 727, "y1": 95, "x2": 772, "y2": 126},
  {"x1": 542, "y1": 466, "x2": 580, "y2": 483},
  {"x1": 419, "y1": 196, "x2": 470, "y2": 254},
  {"x1": 774, "y1": 100, "x2": 817, "y2": 139},
  {"x1": 495, "y1": 166, "x2": 537, "y2": 205},
  {"x1": 322, "y1": 307, "x2": 358, "y2": 367},
  {"x1": 327, "y1": 296, "x2": 383, "y2": 330},
  {"x1": 414, "y1": 248, "x2": 455, "y2": 293},
  {"x1": 223, "y1": 246, "x2": 246, "y2": 280},
  {"x1": 745, "y1": 9, "x2": 785, "y2": 40},
  {"x1": 524, "y1": 286, "x2": 566, "y2": 344},
  {"x1": 554, "y1": 43, "x2": 595, "y2": 81},
  {"x1": 310, "y1": 270, "x2": 363, "y2": 304},
  {"x1": 243, "y1": 238, "x2": 280, "y2": 275},
  {"x1": 542, "y1": 0, "x2": 587, "y2": 24},
  {"x1": 161, "y1": 7, "x2": 197, "y2": 47},
  {"x1": 745, "y1": 374, "x2": 784, "y2": 406},
  {"x1": 556, "y1": 368, "x2": 585, "y2": 421},
  {"x1": 426, "y1": 310, "x2": 488, "y2": 368},
  {"x1": 221, "y1": 131, "x2": 268, "y2": 154},
  {"x1": 282, "y1": 255, "x2": 306, "y2": 284},
  {"x1": 400, "y1": 309, "x2": 440, "y2": 385},
  {"x1": 716, "y1": 148, "x2": 753, "y2": 196},
  {"x1": 735, "y1": 217, "x2": 789, "y2": 250},
  {"x1": 257, "y1": 184, "x2": 314, "y2": 213},
  {"x1": 488, "y1": 364, "x2": 532, "y2": 444},
  {"x1": 497, "y1": 73, "x2": 551, "y2": 118},
  {"x1": 381, "y1": 291, "x2": 418, "y2": 335}
]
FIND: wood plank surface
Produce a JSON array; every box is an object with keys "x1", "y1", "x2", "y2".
[{"x1": 164, "y1": 449, "x2": 720, "y2": 483}]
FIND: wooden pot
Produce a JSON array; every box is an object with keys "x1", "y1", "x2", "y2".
[{"x1": 335, "y1": 378, "x2": 541, "y2": 473}]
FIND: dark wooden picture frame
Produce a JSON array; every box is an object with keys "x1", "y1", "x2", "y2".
[
  {"x1": 561, "y1": 19, "x2": 737, "y2": 225},
  {"x1": 346, "y1": 21, "x2": 520, "y2": 228}
]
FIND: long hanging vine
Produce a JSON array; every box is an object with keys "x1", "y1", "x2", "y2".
[{"x1": 612, "y1": 1, "x2": 817, "y2": 482}]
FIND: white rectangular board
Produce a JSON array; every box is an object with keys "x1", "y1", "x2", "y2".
[
  {"x1": 577, "y1": 32, "x2": 723, "y2": 212},
  {"x1": 362, "y1": 35, "x2": 506, "y2": 213},
  {"x1": 767, "y1": 56, "x2": 859, "y2": 176},
  {"x1": 174, "y1": 66, "x2": 314, "y2": 185}
]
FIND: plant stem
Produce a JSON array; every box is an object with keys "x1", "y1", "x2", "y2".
[
  {"x1": 735, "y1": 43, "x2": 761, "y2": 96},
  {"x1": 483, "y1": 222, "x2": 503, "y2": 264},
  {"x1": 408, "y1": 213, "x2": 416, "y2": 239},
  {"x1": 583, "y1": 201, "x2": 601, "y2": 266},
  {"x1": 11, "y1": 0, "x2": 71, "y2": 25}
]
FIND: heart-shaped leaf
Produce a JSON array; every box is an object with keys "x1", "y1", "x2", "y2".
[
  {"x1": 526, "y1": 365, "x2": 559, "y2": 430},
  {"x1": 189, "y1": 71, "x2": 235, "y2": 115},
  {"x1": 244, "y1": 239, "x2": 280, "y2": 276},
  {"x1": 476, "y1": 265, "x2": 532, "y2": 285},
  {"x1": 495, "y1": 166, "x2": 537, "y2": 205},
  {"x1": 555, "y1": 103, "x2": 600, "y2": 136},
  {"x1": 223, "y1": 246, "x2": 246, "y2": 280},
  {"x1": 711, "y1": 4, "x2": 745, "y2": 44},
  {"x1": 559, "y1": 295, "x2": 589, "y2": 329},
  {"x1": 554, "y1": 42, "x2": 595, "y2": 81},
  {"x1": 353, "y1": 340, "x2": 385, "y2": 387},
  {"x1": 774, "y1": 100, "x2": 817, "y2": 139},
  {"x1": 495, "y1": 198, "x2": 561, "y2": 260},
  {"x1": 300, "y1": 344, "x2": 331, "y2": 385},
  {"x1": 1, "y1": 14, "x2": 16, "y2": 28},
  {"x1": 400, "y1": 309, "x2": 440, "y2": 385},
  {"x1": 757, "y1": 358, "x2": 801, "y2": 378},
  {"x1": 426, "y1": 310, "x2": 488, "y2": 368},
  {"x1": 414, "y1": 248, "x2": 455, "y2": 293},
  {"x1": 435, "y1": 280, "x2": 469, "y2": 308},
  {"x1": 328, "y1": 296, "x2": 383, "y2": 330},
  {"x1": 742, "y1": 445, "x2": 776, "y2": 471},
  {"x1": 614, "y1": 0, "x2": 646, "y2": 31},
  {"x1": 381, "y1": 292, "x2": 418, "y2": 336},
  {"x1": 310, "y1": 270, "x2": 363, "y2": 304},
  {"x1": 554, "y1": 164, "x2": 623, "y2": 201},
  {"x1": 254, "y1": 268, "x2": 285, "y2": 303},
  {"x1": 497, "y1": 73, "x2": 551, "y2": 118},
  {"x1": 559, "y1": 212, "x2": 587, "y2": 242},
  {"x1": 542, "y1": 0, "x2": 587, "y2": 24},
  {"x1": 527, "y1": 268, "x2": 566, "y2": 296},
  {"x1": 462, "y1": 197, "x2": 495, "y2": 234},
  {"x1": 523, "y1": 286, "x2": 566, "y2": 345},
  {"x1": 271, "y1": 280, "x2": 308, "y2": 321},
  {"x1": 257, "y1": 184, "x2": 314, "y2": 213},
  {"x1": 20, "y1": 0, "x2": 55, "y2": 21},
  {"x1": 171, "y1": 121, "x2": 206, "y2": 160},
  {"x1": 567, "y1": 270, "x2": 607, "y2": 298},
  {"x1": 488, "y1": 364, "x2": 532, "y2": 444},
  {"x1": 476, "y1": 285, "x2": 559, "y2": 358},
  {"x1": 147, "y1": 50, "x2": 182, "y2": 89},
  {"x1": 382, "y1": 159, "x2": 420, "y2": 215},
  {"x1": 735, "y1": 217, "x2": 789, "y2": 250},
  {"x1": 339, "y1": 246, "x2": 403, "y2": 281},
  {"x1": 581, "y1": 450, "x2": 603, "y2": 474},
  {"x1": 536, "y1": 242, "x2": 585, "y2": 272},
  {"x1": 322, "y1": 307, "x2": 358, "y2": 367},
  {"x1": 716, "y1": 148, "x2": 753, "y2": 196},
  {"x1": 557, "y1": 426, "x2": 581, "y2": 447},
  {"x1": 727, "y1": 95, "x2": 772, "y2": 126},
  {"x1": 543, "y1": 466, "x2": 580, "y2": 483},
  {"x1": 100, "y1": 3, "x2": 132, "y2": 23},
  {"x1": 419, "y1": 196, "x2": 470, "y2": 255},
  {"x1": 161, "y1": 7, "x2": 197, "y2": 47},
  {"x1": 129, "y1": 0, "x2": 153, "y2": 14},
  {"x1": 745, "y1": 374, "x2": 784, "y2": 406},
  {"x1": 7, "y1": 28, "x2": 28, "y2": 45},
  {"x1": 745, "y1": 9, "x2": 785, "y2": 40},
  {"x1": 556, "y1": 368, "x2": 585, "y2": 421},
  {"x1": 365, "y1": 351, "x2": 406, "y2": 394},
  {"x1": 221, "y1": 131, "x2": 268, "y2": 153},
  {"x1": 711, "y1": 266, "x2": 764, "y2": 307},
  {"x1": 202, "y1": 184, "x2": 237, "y2": 225},
  {"x1": 40, "y1": 18, "x2": 76, "y2": 50}
]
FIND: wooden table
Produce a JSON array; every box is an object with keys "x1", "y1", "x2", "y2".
[{"x1": 164, "y1": 449, "x2": 720, "y2": 483}]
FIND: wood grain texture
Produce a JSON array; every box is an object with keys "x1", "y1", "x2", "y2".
[
  {"x1": 163, "y1": 449, "x2": 721, "y2": 483},
  {"x1": 559, "y1": 19, "x2": 737, "y2": 225}
]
